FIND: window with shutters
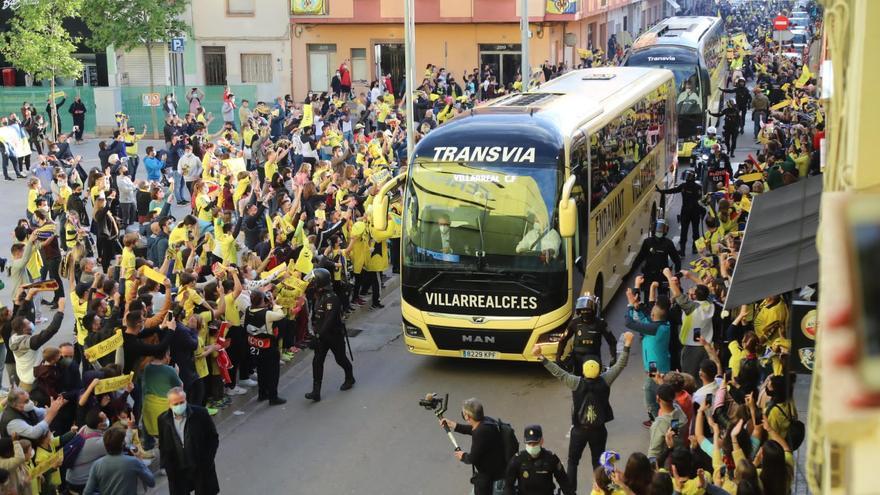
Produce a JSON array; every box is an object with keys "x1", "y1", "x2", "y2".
[
  {"x1": 227, "y1": 0, "x2": 254, "y2": 15},
  {"x1": 241, "y1": 54, "x2": 273, "y2": 83},
  {"x1": 350, "y1": 48, "x2": 367, "y2": 83}
]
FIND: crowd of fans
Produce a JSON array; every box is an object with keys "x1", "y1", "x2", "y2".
[{"x1": 0, "y1": 0, "x2": 823, "y2": 493}]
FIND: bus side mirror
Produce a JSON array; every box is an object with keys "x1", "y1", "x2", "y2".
[
  {"x1": 558, "y1": 198, "x2": 576, "y2": 238},
  {"x1": 558, "y1": 174, "x2": 577, "y2": 238},
  {"x1": 574, "y1": 256, "x2": 585, "y2": 275}
]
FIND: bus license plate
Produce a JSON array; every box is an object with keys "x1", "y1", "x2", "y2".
[{"x1": 461, "y1": 350, "x2": 499, "y2": 360}]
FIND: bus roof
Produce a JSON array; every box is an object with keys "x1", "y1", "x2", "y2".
[
  {"x1": 631, "y1": 16, "x2": 722, "y2": 50},
  {"x1": 413, "y1": 67, "x2": 673, "y2": 163}
]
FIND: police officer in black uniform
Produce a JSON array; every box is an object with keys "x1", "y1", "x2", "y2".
[
  {"x1": 243, "y1": 290, "x2": 287, "y2": 405},
  {"x1": 305, "y1": 267, "x2": 355, "y2": 402},
  {"x1": 504, "y1": 425, "x2": 574, "y2": 495},
  {"x1": 657, "y1": 170, "x2": 704, "y2": 255},
  {"x1": 557, "y1": 294, "x2": 617, "y2": 371},
  {"x1": 632, "y1": 218, "x2": 681, "y2": 296}
]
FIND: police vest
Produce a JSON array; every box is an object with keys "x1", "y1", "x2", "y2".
[
  {"x1": 572, "y1": 320, "x2": 605, "y2": 356},
  {"x1": 511, "y1": 449, "x2": 563, "y2": 493},
  {"x1": 572, "y1": 377, "x2": 612, "y2": 427}
]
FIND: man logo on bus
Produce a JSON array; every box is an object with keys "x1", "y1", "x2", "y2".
[{"x1": 462, "y1": 335, "x2": 495, "y2": 344}]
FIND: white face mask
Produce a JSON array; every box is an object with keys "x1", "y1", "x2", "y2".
[
  {"x1": 23, "y1": 401, "x2": 35, "y2": 412},
  {"x1": 525, "y1": 444, "x2": 541, "y2": 457}
]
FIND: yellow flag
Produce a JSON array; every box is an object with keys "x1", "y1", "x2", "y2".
[
  {"x1": 266, "y1": 212, "x2": 275, "y2": 250},
  {"x1": 299, "y1": 104, "x2": 313, "y2": 129},
  {"x1": 30, "y1": 449, "x2": 63, "y2": 480},
  {"x1": 95, "y1": 372, "x2": 134, "y2": 394},
  {"x1": 84, "y1": 330, "x2": 124, "y2": 362},
  {"x1": 295, "y1": 227, "x2": 314, "y2": 274},
  {"x1": 795, "y1": 65, "x2": 813, "y2": 88},
  {"x1": 140, "y1": 266, "x2": 167, "y2": 285},
  {"x1": 260, "y1": 261, "x2": 288, "y2": 280},
  {"x1": 770, "y1": 99, "x2": 791, "y2": 111},
  {"x1": 577, "y1": 48, "x2": 592, "y2": 59}
]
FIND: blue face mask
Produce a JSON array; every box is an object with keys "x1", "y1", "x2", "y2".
[{"x1": 171, "y1": 403, "x2": 187, "y2": 416}]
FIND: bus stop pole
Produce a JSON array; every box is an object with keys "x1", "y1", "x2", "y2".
[
  {"x1": 520, "y1": 0, "x2": 530, "y2": 88},
  {"x1": 404, "y1": 0, "x2": 416, "y2": 162}
]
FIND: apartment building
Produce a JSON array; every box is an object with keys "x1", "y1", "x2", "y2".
[{"x1": 290, "y1": 0, "x2": 666, "y2": 100}]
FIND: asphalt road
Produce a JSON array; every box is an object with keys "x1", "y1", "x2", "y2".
[{"x1": 0, "y1": 120, "x2": 809, "y2": 494}]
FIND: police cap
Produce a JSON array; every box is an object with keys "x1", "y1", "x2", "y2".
[{"x1": 523, "y1": 425, "x2": 543, "y2": 442}]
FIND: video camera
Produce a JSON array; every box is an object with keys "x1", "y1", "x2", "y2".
[
  {"x1": 420, "y1": 393, "x2": 461, "y2": 452},
  {"x1": 419, "y1": 393, "x2": 447, "y2": 413}
]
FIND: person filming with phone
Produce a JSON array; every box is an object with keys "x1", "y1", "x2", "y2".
[
  {"x1": 664, "y1": 268, "x2": 714, "y2": 380},
  {"x1": 624, "y1": 276, "x2": 672, "y2": 426}
]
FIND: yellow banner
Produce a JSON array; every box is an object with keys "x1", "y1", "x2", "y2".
[
  {"x1": 795, "y1": 65, "x2": 813, "y2": 88},
  {"x1": 737, "y1": 172, "x2": 764, "y2": 183},
  {"x1": 141, "y1": 266, "x2": 167, "y2": 285},
  {"x1": 84, "y1": 330, "x2": 123, "y2": 362},
  {"x1": 30, "y1": 449, "x2": 63, "y2": 480},
  {"x1": 577, "y1": 48, "x2": 592, "y2": 59},
  {"x1": 295, "y1": 227, "x2": 314, "y2": 274},
  {"x1": 51, "y1": 91, "x2": 66, "y2": 101},
  {"x1": 299, "y1": 104, "x2": 313, "y2": 129},
  {"x1": 770, "y1": 99, "x2": 791, "y2": 111},
  {"x1": 260, "y1": 261, "x2": 287, "y2": 280},
  {"x1": 545, "y1": 0, "x2": 574, "y2": 14},
  {"x1": 95, "y1": 372, "x2": 134, "y2": 395},
  {"x1": 292, "y1": 0, "x2": 325, "y2": 15},
  {"x1": 266, "y1": 212, "x2": 275, "y2": 250},
  {"x1": 223, "y1": 157, "x2": 246, "y2": 175}
]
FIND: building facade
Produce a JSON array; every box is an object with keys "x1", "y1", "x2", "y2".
[
  {"x1": 289, "y1": 0, "x2": 665, "y2": 100},
  {"x1": 111, "y1": 0, "x2": 291, "y2": 102}
]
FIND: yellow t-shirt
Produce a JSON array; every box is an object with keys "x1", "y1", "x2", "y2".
[
  {"x1": 120, "y1": 247, "x2": 136, "y2": 279},
  {"x1": 264, "y1": 160, "x2": 278, "y2": 181},
  {"x1": 176, "y1": 287, "x2": 206, "y2": 319},
  {"x1": 124, "y1": 135, "x2": 141, "y2": 155},
  {"x1": 224, "y1": 293, "x2": 240, "y2": 326},
  {"x1": 169, "y1": 224, "x2": 189, "y2": 246},
  {"x1": 71, "y1": 290, "x2": 88, "y2": 345},
  {"x1": 27, "y1": 188, "x2": 39, "y2": 214},
  {"x1": 196, "y1": 194, "x2": 214, "y2": 223},
  {"x1": 58, "y1": 184, "x2": 71, "y2": 212}
]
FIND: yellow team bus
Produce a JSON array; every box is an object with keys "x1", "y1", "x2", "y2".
[
  {"x1": 372, "y1": 67, "x2": 676, "y2": 361},
  {"x1": 624, "y1": 16, "x2": 728, "y2": 157}
]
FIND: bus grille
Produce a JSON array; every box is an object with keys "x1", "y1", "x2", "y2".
[{"x1": 427, "y1": 325, "x2": 533, "y2": 353}]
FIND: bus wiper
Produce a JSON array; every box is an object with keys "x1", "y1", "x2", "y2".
[{"x1": 418, "y1": 271, "x2": 446, "y2": 294}]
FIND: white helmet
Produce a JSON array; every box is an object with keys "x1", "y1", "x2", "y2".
[{"x1": 707, "y1": 126, "x2": 717, "y2": 135}]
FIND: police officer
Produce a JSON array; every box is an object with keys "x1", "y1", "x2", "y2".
[
  {"x1": 657, "y1": 170, "x2": 704, "y2": 255},
  {"x1": 632, "y1": 219, "x2": 681, "y2": 294},
  {"x1": 305, "y1": 267, "x2": 355, "y2": 402},
  {"x1": 556, "y1": 294, "x2": 617, "y2": 371},
  {"x1": 243, "y1": 290, "x2": 287, "y2": 405},
  {"x1": 504, "y1": 425, "x2": 574, "y2": 495}
]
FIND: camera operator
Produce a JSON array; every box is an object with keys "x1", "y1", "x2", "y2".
[
  {"x1": 532, "y1": 331, "x2": 633, "y2": 493},
  {"x1": 504, "y1": 425, "x2": 573, "y2": 495},
  {"x1": 439, "y1": 398, "x2": 507, "y2": 495}
]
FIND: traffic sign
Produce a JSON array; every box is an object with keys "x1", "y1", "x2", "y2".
[
  {"x1": 170, "y1": 37, "x2": 185, "y2": 53},
  {"x1": 142, "y1": 93, "x2": 161, "y2": 107},
  {"x1": 773, "y1": 15, "x2": 790, "y2": 31}
]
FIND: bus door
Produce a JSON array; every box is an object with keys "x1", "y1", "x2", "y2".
[{"x1": 570, "y1": 134, "x2": 591, "y2": 298}]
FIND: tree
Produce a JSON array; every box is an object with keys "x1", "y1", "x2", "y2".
[
  {"x1": 0, "y1": 0, "x2": 84, "y2": 141},
  {"x1": 82, "y1": 0, "x2": 191, "y2": 138}
]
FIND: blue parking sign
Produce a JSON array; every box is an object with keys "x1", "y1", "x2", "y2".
[{"x1": 170, "y1": 37, "x2": 185, "y2": 53}]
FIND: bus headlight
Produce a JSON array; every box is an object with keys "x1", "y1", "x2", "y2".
[
  {"x1": 536, "y1": 323, "x2": 568, "y2": 345},
  {"x1": 403, "y1": 319, "x2": 425, "y2": 339}
]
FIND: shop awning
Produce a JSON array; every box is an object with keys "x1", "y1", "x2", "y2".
[
  {"x1": 666, "y1": 0, "x2": 681, "y2": 11},
  {"x1": 724, "y1": 175, "x2": 823, "y2": 310}
]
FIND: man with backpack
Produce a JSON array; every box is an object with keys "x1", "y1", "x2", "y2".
[
  {"x1": 532, "y1": 331, "x2": 634, "y2": 492},
  {"x1": 440, "y1": 398, "x2": 510, "y2": 495}
]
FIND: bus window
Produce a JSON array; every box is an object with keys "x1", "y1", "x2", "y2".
[{"x1": 570, "y1": 137, "x2": 591, "y2": 259}]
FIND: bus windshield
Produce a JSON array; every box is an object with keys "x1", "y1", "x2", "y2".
[
  {"x1": 404, "y1": 160, "x2": 565, "y2": 273},
  {"x1": 661, "y1": 64, "x2": 703, "y2": 115}
]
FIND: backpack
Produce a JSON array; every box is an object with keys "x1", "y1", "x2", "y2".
[
  {"x1": 774, "y1": 404, "x2": 806, "y2": 451},
  {"x1": 493, "y1": 418, "x2": 519, "y2": 464},
  {"x1": 61, "y1": 429, "x2": 103, "y2": 470}
]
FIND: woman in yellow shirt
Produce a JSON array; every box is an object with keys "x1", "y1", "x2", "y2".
[{"x1": 193, "y1": 180, "x2": 216, "y2": 223}]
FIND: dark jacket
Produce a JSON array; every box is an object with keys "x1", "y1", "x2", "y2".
[
  {"x1": 454, "y1": 417, "x2": 507, "y2": 481},
  {"x1": 157, "y1": 405, "x2": 219, "y2": 495}
]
